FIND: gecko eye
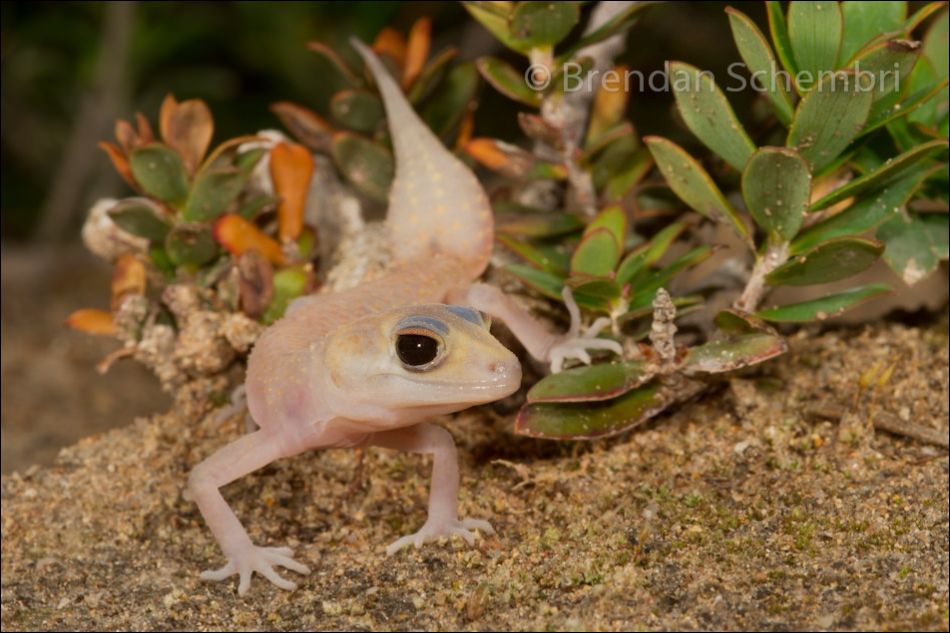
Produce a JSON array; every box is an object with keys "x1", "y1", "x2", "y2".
[{"x1": 395, "y1": 328, "x2": 444, "y2": 370}]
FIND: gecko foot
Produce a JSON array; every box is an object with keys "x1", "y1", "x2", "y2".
[
  {"x1": 200, "y1": 544, "x2": 310, "y2": 595},
  {"x1": 386, "y1": 518, "x2": 494, "y2": 556},
  {"x1": 548, "y1": 287, "x2": 623, "y2": 373}
]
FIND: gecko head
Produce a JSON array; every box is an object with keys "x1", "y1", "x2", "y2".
[{"x1": 324, "y1": 304, "x2": 521, "y2": 414}]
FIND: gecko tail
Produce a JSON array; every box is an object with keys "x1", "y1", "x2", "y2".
[{"x1": 350, "y1": 36, "x2": 494, "y2": 279}]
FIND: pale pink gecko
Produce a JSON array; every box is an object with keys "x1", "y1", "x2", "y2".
[{"x1": 188, "y1": 39, "x2": 622, "y2": 595}]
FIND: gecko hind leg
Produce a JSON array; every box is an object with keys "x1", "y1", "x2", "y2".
[
  {"x1": 369, "y1": 423, "x2": 494, "y2": 556},
  {"x1": 188, "y1": 429, "x2": 311, "y2": 595}
]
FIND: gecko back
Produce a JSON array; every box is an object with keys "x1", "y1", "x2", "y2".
[{"x1": 352, "y1": 39, "x2": 493, "y2": 280}]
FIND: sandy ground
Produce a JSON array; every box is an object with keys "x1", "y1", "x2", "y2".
[{"x1": 1, "y1": 319, "x2": 947, "y2": 631}]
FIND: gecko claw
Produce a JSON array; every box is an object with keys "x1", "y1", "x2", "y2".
[
  {"x1": 386, "y1": 517, "x2": 494, "y2": 556},
  {"x1": 548, "y1": 288, "x2": 623, "y2": 373},
  {"x1": 200, "y1": 544, "x2": 310, "y2": 595}
]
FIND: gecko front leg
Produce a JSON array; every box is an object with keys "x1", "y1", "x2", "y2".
[
  {"x1": 188, "y1": 430, "x2": 311, "y2": 595},
  {"x1": 455, "y1": 284, "x2": 622, "y2": 373},
  {"x1": 369, "y1": 423, "x2": 494, "y2": 555}
]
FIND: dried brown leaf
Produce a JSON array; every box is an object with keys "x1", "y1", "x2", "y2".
[
  {"x1": 270, "y1": 102, "x2": 335, "y2": 152},
  {"x1": 159, "y1": 94, "x2": 214, "y2": 176}
]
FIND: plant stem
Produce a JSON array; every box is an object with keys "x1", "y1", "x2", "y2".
[{"x1": 734, "y1": 241, "x2": 789, "y2": 313}]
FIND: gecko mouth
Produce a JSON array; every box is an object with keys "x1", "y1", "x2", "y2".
[{"x1": 382, "y1": 363, "x2": 521, "y2": 406}]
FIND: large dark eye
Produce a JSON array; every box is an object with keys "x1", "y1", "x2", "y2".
[{"x1": 396, "y1": 331, "x2": 442, "y2": 369}]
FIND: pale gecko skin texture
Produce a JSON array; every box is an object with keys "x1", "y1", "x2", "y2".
[{"x1": 188, "y1": 39, "x2": 621, "y2": 595}]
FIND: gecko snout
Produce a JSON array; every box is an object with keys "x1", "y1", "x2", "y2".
[{"x1": 487, "y1": 356, "x2": 522, "y2": 384}]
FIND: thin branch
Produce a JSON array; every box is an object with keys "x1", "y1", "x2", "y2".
[{"x1": 36, "y1": 2, "x2": 135, "y2": 243}]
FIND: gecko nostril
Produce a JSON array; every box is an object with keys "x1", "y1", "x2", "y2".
[{"x1": 489, "y1": 362, "x2": 505, "y2": 374}]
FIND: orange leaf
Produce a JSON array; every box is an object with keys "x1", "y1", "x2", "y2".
[
  {"x1": 455, "y1": 109, "x2": 475, "y2": 150},
  {"x1": 111, "y1": 253, "x2": 146, "y2": 310},
  {"x1": 588, "y1": 64, "x2": 630, "y2": 143},
  {"x1": 270, "y1": 102, "x2": 335, "y2": 152},
  {"x1": 464, "y1": 138, "x2": 514, "y2": 171},
  {"x1": 115, "y1": 119, "x2": 137, "y2": 154},
  {"x1": 373, "y1": 27, "x2": 407, "y2": 70},
  {"x1": 402, "y1": 17, "x2": 431, "y2": 90},
  {"x1": 98, "y1": 141, "x2": 137, "y2": 189},
  {"x1": 213, "y1": 213, "x2": 287, "y2": 266},
  {"x1": 159, "y1": 94, "x2": 214, "y2": 176},
  {"x1": 65, "y1": 309, "x2": 116, "y2": 336},
  {"x1": 135, "y1": 112, "x2": 155, "y2": 144},
  {"x1": 270, "y1": 142, "x2": 315, "y2": 242}
]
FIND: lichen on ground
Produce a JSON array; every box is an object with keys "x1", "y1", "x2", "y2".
[{"x1": 2, "y1": 321, "x2": 948, "y2": 631}]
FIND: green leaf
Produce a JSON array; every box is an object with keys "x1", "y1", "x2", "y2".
[
  {"x1": 505, "y1": 264, "x2": 564, "y2": 300},
  {"x1": 407, "y1": 47, "x2": 459, "y2": 105},
  {"x1": 421, "y1": 62, "x2": 480, "y2": 142},
  {"x1": 727, "y1": 7, "x2": 795, "y2": 125},
  {"x1": 788, "y1": 1, "x2": 843, "y2": 90},
  {"x1": 330, "y1": 132, "x2": 394, "y2": 203},
  {"x1": 463, "y1": 1, "x2": 530, "y2": 54},
  {"x1": 910, "y1": 7, "x2": 949, "y2": 127},
  {"x1": 570, "y1": 228, "x2": 620, "y2": 277},
  {"x1": 903, "y1": 58, "x2": 946, "y2": 129},
  {"x1": 497, "y1": 235, "x2": 569, "y2": 274},
  {"x1": 183, "y1": 168, "x2": 248, "y2": 222},
  {"x1": 476, "y1": 57, "x2": 542, "y2": 107},
  {"x1": 586, "y1": 205, "x2": 627, "y2": 247},
  {"x1": 766, "y1": 237, "x2": 884, "y2": 286},
  {"x1": 616, "y1": 222, "x2": 686, "y2": 287},
  {"x1": 810, "y1": 139, "x2": 947, "y2": 211},
  {"x1": 330, "y1": 89, "x2": 384, "y2": 134},
  {"x1": 627, "y1": 246, "x2": 713, "y2": 312},
  {"x1": 129, "y1": 144, "x2": 189, "y2": 205},
  {"x1": 582, "y1": 122, "x2": 634, "y2": 159},
  {"x1": 668, "y1": 62, "x2": 756, "y2": 171},
  {"x1": 905, "y1": 2, "x2": 948, "y2": 38},
  {"x1": 527, "y1": 360, "x2": 652, "y2": 403},
  {"x1": 590, "y1": 135, "x2": 639, "y2": 191},
  {"x1": 602, "y1": 146, "x2": 653, "y2": 203},
  {"x1": 107, "y1": 198, "x2": 170, "y2": 240},
  {"x1": 922, "y1": 8, "x2": 948, "y2": 83},
  {"x1": 566, "y1": 274, "x2": 622, "y2": 312},
  {"x1": 235, "y1": 147, "x2": 267, "y2": 174},
  {"x1": 148, "y1": 246, "x2": 176, "y2": 278},
  {"x1": 846, "y1": 38, "x2": 922, "y2": 124},
  {"x1": 495, "y1": 210, "x2": 585, "y2": 238},
  {"x1": 756, "y1": 283, "x2": 892, "y2": 322},
  {"x1": 516, "y1": 378, "x2": 689, "y2": 439},
  {"x1": 767, "y1": 1, "x2": 799, "y2": 77},
  {"x1": 557, "y1": 2, "x2": 656, "y2": 62},
  {"x1": 793, "y1": 164, "x2": 940, "y2": 251},
  {"x1": 786, "y1": 70, "x2": 873, "y2": 172},
  {"x1": 839, "y1": 1, "x2": 907, "y2": 65},
  {"x1": 713, "y1": 309, "x2": 774, "y2": 334},
  {"x1": 682, "y1": 332, "x2": 787, "y2": 375},
  {"x1": 877, "y1": 211, "x2": 949, "y2": 285},
  {"x1": 742, "y1": 147, "x2": 811, "y2": 241},
  {"x1": 644, "y1": 136, "x2": 751, "y2": 247},
  {"x1": 165, "y1": 224, "x2": 218, "y2": 268},
  {"x1": 509, "y1": 1, "x2": 580, "y2": 49},
  {"x1": 263, "y1": 266, "x2": 310, "y2": 324},
  {"x1": 236, "y1": 193, "x2": 278, "y2": 220}
]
